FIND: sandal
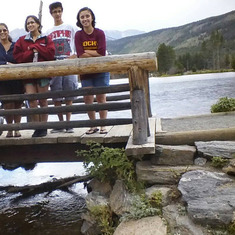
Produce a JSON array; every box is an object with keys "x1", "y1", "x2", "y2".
[
  {"x1": 100, "y1": 128, "x2": 108, "y2": 134},
  {"x1": 6, "y1": 131, "x2": 13, "y2": 138},
  {"x1": 85, "y1": 128, "x2": 99, "y2": 135},
  {"x1": 14, "y1": 131, "x2": 21, "y2": 138}
]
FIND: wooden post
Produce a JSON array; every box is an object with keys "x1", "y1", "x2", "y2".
[
  {"x1": 129, "y1": 66, "x2": 149, "y2": 144},
  {"x1": 142, "y1": 70, "x2": 152, "y2": 117},
  {"x1": 131, "y1": 90, "x2": 148, "y2": 144}
]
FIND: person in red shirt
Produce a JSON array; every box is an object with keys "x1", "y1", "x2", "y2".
[
  {"x1": 14, "y1": 15, "x2": 55, "y2": 137},
  {"x1": 75, "y1": 7, "x2": 110, "y2": 135}
]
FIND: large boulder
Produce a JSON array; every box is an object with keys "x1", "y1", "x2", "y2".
[
  {"x1": 195, "y1": 141, "x2": 235, "y2": 159},
  {"x1": 114, "y1": 216, "x2": 167, "y2": 235},
  {"x1": 109, "y1": 180, "x2": 132, "y2": 215},
  {"x1": 163, "y1": 204, "x2": 206, "y2": 235},
  {"x1": 178, "y1": 170, "x2": 235, "y2": 227}
]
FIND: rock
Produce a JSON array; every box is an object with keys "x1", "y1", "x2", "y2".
[
  {"x1": 163, "y1": 204, "x2": 206, "y2": 235},
  {"x1": 81, "y1": 212, "x2": 101, "y2": 235},
  {"x1": 136, "y1": 161, "x2": 206, "y2": 185},
  {"x1": 195, "y1": 141, "x2": 235, "y2": 159},
  {"x1": 223, "y1": 159, "x2": 235, "y2": 175},
  {"x1": 194, "y1": 157, "x2": 207, "y2": 166},
  {"x1": 151, "y1": 144, "x2": 196, "y2": 165},
  {"x1": 114, "y1": 216, "x2": 167, "y2": 235},
  {"x1": 85, "y1": 192, "x2": 109, "y2": 211},
  {"x1": 145, "y1": 185, "x2": 174, "y2": 207},
  {"x1": 178, "y1": 170, "x2": 235, "y2": 227},
  {"x1": 109, "y1": 180, "x2": 132, "y2": 215},
  {"x1": 87, "y1": 178, "x2": 112, "y2": 196}
]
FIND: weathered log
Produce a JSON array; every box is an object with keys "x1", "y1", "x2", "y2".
[
  {"x1": 0, "y1": 118, "x2": 133, "y2": 131},
  {"x1": 155, "y1": 127, "x2": 235, "y2": 145},
  {"x1": 47, "y1": 94, "x2": 130, "y2": 105},
  {"x1": 0, "y1": 84, "x2": 130, "y2": 101},
  {"x1": 0, "y1": 52, "x2": 157, "y2": 81},
  {"x1": 1, "y1": 175, "x2": 92, "y2": 196},
  {"x1": 0, "y1": 102, "x2": 131, "y2": 116}
]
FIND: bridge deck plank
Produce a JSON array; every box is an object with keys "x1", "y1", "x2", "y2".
[{"x1": 125, "y1": 118, "x2": 156, "y2": 156}]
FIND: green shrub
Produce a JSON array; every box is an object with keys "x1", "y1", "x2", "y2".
[
  {"x1": 211, "y1": 97, "x2": 235, "y2": 113},
  {"x1": 76, "y1": 141, "x2": 143, "y2": 192}
]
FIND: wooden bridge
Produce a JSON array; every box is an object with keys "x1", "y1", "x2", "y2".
[
  {"x1": 0, "y1": 52, "x2": 158, "y2": 163},
  {"x1": 0, "y1": 52, "x2": 234, "y2": 164}
]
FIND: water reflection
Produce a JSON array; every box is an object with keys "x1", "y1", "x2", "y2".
[{"x1": 0, "y1": 72, "x2": 234, "y2": 234}]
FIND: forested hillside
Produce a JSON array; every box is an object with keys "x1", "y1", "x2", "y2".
[
  {"x1": 107, "y1": 10, "x2": 235, "y2": 73},
  {"x1": 107, "y1": 10, "x2": 235, "y2": 55}
]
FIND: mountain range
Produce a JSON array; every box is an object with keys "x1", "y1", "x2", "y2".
[
  {"x1": 106, "y1": 10, "x2": 235, "y2": 56},
  {"x1": 10, "y1": 28, "x2": 145, "y2": 43}
]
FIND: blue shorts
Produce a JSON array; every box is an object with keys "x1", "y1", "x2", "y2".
[
  {"x1": 50, "y1": 75, "x2": 78, "y2": 101},
  {"x1": 81, "y1": 73, "x2": 110, "y2": 88}
]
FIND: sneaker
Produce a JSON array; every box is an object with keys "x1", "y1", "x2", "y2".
[
  {"x1": 66, "y1": 128, "x2": 74, "y2": 133},
  {"x1": 37, "y1": 129, "x2": 47, "y2": 137},
  {"x1": 50, "y1": 129, "x2": 65, "y2": 133},
  {"x1": 32, "y1": 129, "x2": 47, "y2": 138},
  {"x1": 32, "y1": 130, "x2": 39, "y2": 138}
]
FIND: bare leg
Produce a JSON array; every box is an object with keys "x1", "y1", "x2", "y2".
[
  {"x1": 3, "y1": 102, "x2": 14, "y2": 137},
  {"x1": 96, "y1": 94, "x2": 107, "y2": 119},
  {"x1": 84, "y1": 95, "x2": 96, "y2": 120},
  {"x1": 65, "y1": 100, "x2": 73, "y2": 121},
  {"x1": 54, "y1": 101, "x2": 63, "y2": 121},
  {"x1": 96, "y1": 93, "x2": 107, "y2": 132},
  {"x1": 37, "y1": 84, "x2": 49, "y2": 122},
  {"x1": 24, "y1": 84, "x2": 40, "y2": 123},
  {"x1": 14, "y1": 102, "x2": 22, "y2": 124},
  {"x1": 14, "y1": 101, "x2": 22, "y2": 137}
]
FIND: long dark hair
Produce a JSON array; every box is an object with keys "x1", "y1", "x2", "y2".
[
  {"x1": 76, "y1": 7, "x2": 96, "y2": 29},
  {"x1": 0, "y1": 23, "x2": 12, "y2": 42},
  {"x1": 24, "y1": 15, "x2": 42, "y2": 33}
]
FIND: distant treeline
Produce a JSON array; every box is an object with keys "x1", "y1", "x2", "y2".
[{"x1": 157, "y1": 30, "x2": 235, "y2": 74}]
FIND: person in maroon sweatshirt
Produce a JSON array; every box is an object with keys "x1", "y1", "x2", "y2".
[
  {"x1": 75, "y1": 7, "x2": 110, "y2": 135},
  {"x1": 13, "y1": 15, "x2": 55, "y2": 137}
]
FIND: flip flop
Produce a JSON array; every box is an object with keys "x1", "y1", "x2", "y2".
[
  {"x1": 100, "y1": 128, "x2": 108, "y2": 134},
  {"x1": 14, "y1": 131, "x2": 22, "y2": 138},
  {"x1": 6, "y1": 131, "x2": 13, "y2": 138},
  {"x1": 85, "y1": 128, "x2": 99, "y2": 135}
]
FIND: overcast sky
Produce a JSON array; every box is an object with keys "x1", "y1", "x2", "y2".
[{"x1": 2, "y1": 0, "x2": 235, "y2": 33}]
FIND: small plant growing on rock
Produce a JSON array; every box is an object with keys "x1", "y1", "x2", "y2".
[
  {"x1": 211, "y1": 156, "x2": 229, "y2": 168},
  {"x1": 149, "y1": 191, "x2": 163, "y2": 209},
  {"x1": 228, "y1": 220, "x2": 235, "y2": 234},
  {"x1": 211, "y1": 97, "x2": 235, "y2": 113},
  {"x1": 76, "y1": 141, "x2": 143, "y2": 192},
  {"x1": 120, "y1": 194, "x2": 161, "y2": 222},
  {"x1": 89, "y1": 205, "x2": 116, "y2": 235}
]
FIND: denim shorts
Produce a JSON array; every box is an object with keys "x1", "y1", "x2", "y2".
[
  {"x1": 50, "y1": 75, "x2": 78, "y2": 101},
  {"x1": 81, "y1": 72, "x2": 110, "y2": 88}
]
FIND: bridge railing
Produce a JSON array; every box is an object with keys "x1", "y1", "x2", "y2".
[{"x1": 0, "y1": 52, "x2": 158, "y2": 145}]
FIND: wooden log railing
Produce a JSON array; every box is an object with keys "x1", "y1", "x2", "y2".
[{"x1": 0, "y1": 52, "x2": 158, "y2": 145}]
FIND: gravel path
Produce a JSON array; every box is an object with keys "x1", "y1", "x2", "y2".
[{"x1": 161, "y1": 112, "x2": 235, "y2": 132}]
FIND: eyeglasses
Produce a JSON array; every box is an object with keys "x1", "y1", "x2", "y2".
[
  {"x1": 52, "y1": 10, "x2": 62, "y2": 14},
  {"x1": 0, "y1": 29, "x2": 7, "y2": 33},
  {"x1": 27, "y1": 21, "x2": 36, "y2": 25}
]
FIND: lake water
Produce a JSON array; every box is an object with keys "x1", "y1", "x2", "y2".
[{"x1": 0, "y1": 72, "x2": 234, "y2": 234}]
